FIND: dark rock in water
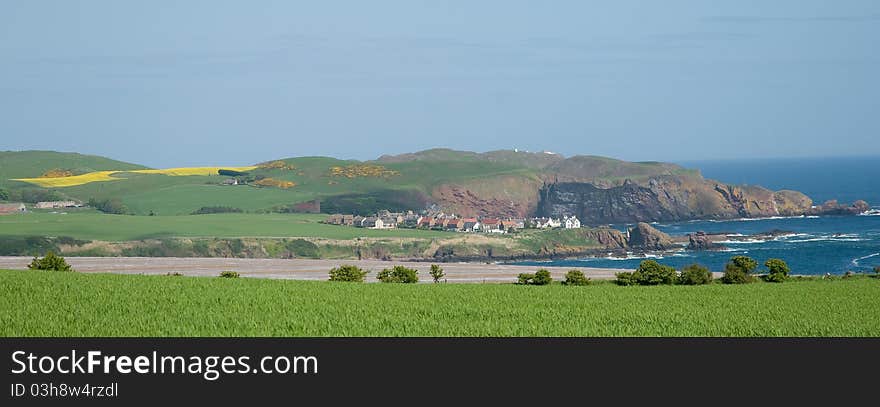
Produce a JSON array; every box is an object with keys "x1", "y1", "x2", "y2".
[
  {"x1": 687, "y1": 231, "x2": 725, "y2": 251},
  {"x1": 811, "y1": 200, "x2": 871, "y2": 216},
  {"x1": 628, "y1": 222, "x2": 674, "y2": 251}
]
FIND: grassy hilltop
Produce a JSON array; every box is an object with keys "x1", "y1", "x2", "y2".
[{"x1": 0, "y1": 149, "x2": 691, "y2": 216}]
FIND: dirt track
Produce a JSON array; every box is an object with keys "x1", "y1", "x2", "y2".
[{"x1": 0, "y1": 256, "x2": 632, "y2": 283}]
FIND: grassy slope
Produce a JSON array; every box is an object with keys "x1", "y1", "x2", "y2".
[
  {"x1": 0, "y1": 212, "x2": 450, "y2": 241},
  {"x1": 0, "y1": 150, "x2": 148, "y2": 186},
  {"x1": 2, "y1": 270, "x2": 878, "y2": 336},
  {"x1": 2, "y1": 150, "x2": 681, "y2": 215}
]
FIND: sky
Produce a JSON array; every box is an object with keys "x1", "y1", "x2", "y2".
[{"x1": 1, "y1": 1, "x2": 878, "y2": 168}]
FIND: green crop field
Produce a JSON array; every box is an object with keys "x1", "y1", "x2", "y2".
[
  {"x1": 0, "y1": 212, "x2": 449, "y2": 241},
  {"x1": 2, "y1": 269, "x2": 878, "y2": 336}
]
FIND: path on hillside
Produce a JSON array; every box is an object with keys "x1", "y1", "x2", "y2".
[{"x1": 0, "y1": 257, "x2": 633, "y2": 283}]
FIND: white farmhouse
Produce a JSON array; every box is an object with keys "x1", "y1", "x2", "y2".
[{"x1": 563, "y1": 215, "x2": 581, "y2": 229}]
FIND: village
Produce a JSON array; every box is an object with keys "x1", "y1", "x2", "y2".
[{"x1": 324, "y1": 210, "x2": 581, "y2": 233}]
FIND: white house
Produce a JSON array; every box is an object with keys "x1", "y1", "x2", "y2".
[{"x1": 563, "y1": 215, "x2": 581, "y2": 229}]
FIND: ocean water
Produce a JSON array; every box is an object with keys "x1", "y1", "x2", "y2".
[{"x1": 515, "y1": 156, "x2": 880, "y2": 275}]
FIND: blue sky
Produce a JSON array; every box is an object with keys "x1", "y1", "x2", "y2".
[{"x1": 1, "y1": 1, "x2": 878, "y2": 167}]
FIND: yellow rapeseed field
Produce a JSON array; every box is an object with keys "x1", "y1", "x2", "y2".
[{"x1": 12, "y1": 166, "x2": 258, "y2": 187}]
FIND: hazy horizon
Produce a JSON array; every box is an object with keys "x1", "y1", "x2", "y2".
[{"x1": 2, "y1": 1, "x2": 878, "y2": 167}]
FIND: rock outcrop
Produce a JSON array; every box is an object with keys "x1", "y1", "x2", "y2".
[
  {"x1": 536, "y1": 176, "x2": 820, "y2": 225},
  {"x1": 627, "y1": 222, "x2": 674, "y2": 251},
  {"x1": 686, "y1": 232, "x2": 725, "y2": 251}
]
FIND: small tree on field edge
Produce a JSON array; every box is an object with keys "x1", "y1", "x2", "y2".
[
  {"x1": 764, "y1": 258, "x2": 790, "y2": 283},
  {"x1": 562, "y1": 269, "x2": 591, "y2": 286},
  {"x1": 27, "y1": 252, "x2": 72, "y2": 271},
  {"x1": 377, "y1": 265, "x2": 419, "y2": 283},
  {"x1": 329, "y1": 265, "x2": 368, "y2": 283},
  {"x1": 721, "y1": 256, "x2": 757, "y2": 284},
  {"x1": 219, "y1": 271, "x2": 240, "y2": 278},
  {"x1": 429, "y1": 264, "x2": 445, "y2": 283}
]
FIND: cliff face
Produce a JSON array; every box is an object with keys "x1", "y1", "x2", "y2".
[{"x1": 537, "y1": 176, "x2": 816, "y2": 225}]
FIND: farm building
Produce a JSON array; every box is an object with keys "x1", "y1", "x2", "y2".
[
  {"x1": 0, "y1": 203, "x2": 27, "y2": 214},
  {"x1": 35, "y1": 201, "x2": 81, "y2": 209}
]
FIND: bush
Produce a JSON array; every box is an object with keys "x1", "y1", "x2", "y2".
[
  {"x1": 517, "y1": 273, "x2": 535, "y2": 285},
  {"x1": 429, "y1": 264, "x2": 445, "y2": 283},
  {"x1": 516, "y1": 269, "x2": 552, "y2": 285},
  {"x1": 764, "y1": 258, "x2": 790, "y2": 283},
  {"x1": 678, "y1": 264, "x2": 713, "y2": 285},
  {"x1": 0, "y1": 188, "x2": 8, "y2": 201},
  {"x1": 615, "y1": 271, "x2": 641, "y2": 286},
  {"x1": 874, "y1": 266, "x2": 880, "y2": 274},
  {"x1": 165, "y1": 272, "x2": 183, "y2": 276},
  {"x1": 377, "y1": 265, "x2": 418, "y2": 283},
  {"x1": 562, "y1": 269, "x2": 591, "y2": 286},
  {"x1": 27, "y1": 252, "x2": 73, "y2": 271},
  {"x1": 218, "y1": 169, "x2": 249, "y2": 177},
  {"x1": 635, "y1": 260, "x2": 677, "y2": 285},
  {"x1": 328, "y1": 265, "x2": 368, "y2": 283},
  {"x1": 533, "y1": 269, "x2": 552, "y2": 285},
  {"x1": 219, "y1": 271, "x2": 240, "y2": 278},
  {"x1": 721, "y1": 256, "x2": 758, "y2": 284},
  {"x1": 191, "y1": 206, "x2": 243, "y2": 215},
  {"x1": 87, "y1": 198, "x2": 129, "y2": 215}
]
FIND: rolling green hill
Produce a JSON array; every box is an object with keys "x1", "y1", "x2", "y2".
[
  {"x1": 0, "y1": 149, "x2": 807, "y2": 220},
  {"x1": 0, "y1": 150, "x2": 148, "y2": 183}
]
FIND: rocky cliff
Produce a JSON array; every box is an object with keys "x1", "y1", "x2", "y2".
[{"x1": 536, "y1": 175, "x2": 819, "y2": 225}]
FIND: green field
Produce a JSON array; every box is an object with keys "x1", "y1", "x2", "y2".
[
  {"x1": 0, "y1": 212, "x2": 449, "y2": 241},
  {"x1": 2, "y1": 270, "x2": 878, "y2": 336}
]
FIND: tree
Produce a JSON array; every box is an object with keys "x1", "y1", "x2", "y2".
[
  {"x1": 517, "y1": 269, "x2": 552, "y2": 285},
  {"x1": 562, "y1": 269, "x2": 590, "y2": 286},
  {"x1": 533, "y1": 269, "x2": 553, "y2": 285},
  {"x1": 678, "y1": 264, "x2": 713, "y2": 285},
  {"x1": 377, "y1": 265, "x2": 419, "y2": 283},
  {"x1": 219, "y1": 271, "x2": 240, "y2": 278},
  {"x1": 0, "y1": 188, "x2": 9, "y2": 201},
  {"x1": 721, "y1": 255, "x2": 757, "y2": 284},
  {"x1": 615, "y1": 271, "x2": 641, "y2": 286},
  {"x1": 328, "y1": 265, "x2": 368, "y2": 282},
  {"x1": 87, "y1": 198, "x2": 129, "y2": 215},
  {"x1": 764, "y1": 258, "x2": 790, "y2": 283},
  {"x1": 635, "y1": 260, "x2": 677, "y2": 285},
  {"x1": 517, "y1": 273, "x2": 535, "y2": 285},
  {"x1": 27, "y1": 252, "x2": 72, "y2": 271},
  {"x1": 429, "y1": 264, "x2": 445, "y2": 283}
]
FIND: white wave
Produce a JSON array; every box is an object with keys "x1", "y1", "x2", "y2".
[
  {"x1": 715, "y1": 239, "x2": 767, "y2": 244},
  {"x1": 725, "y1": 233, "x2": 745, "y2": 237},
  {"x1": 788, "y1": 237, "x2": 865, "y2": 243},
  {"x1": 858, "y1": 209, "x2": 880, "y2": 216},
  {"x1": 851, "y1": 253, "x2": 880, "y2": 266}
]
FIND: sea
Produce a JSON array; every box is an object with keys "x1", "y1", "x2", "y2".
[{"x1": 514, "y1": 156, "x2": 880, "y2": 275}]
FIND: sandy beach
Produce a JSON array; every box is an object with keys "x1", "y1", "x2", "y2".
[{"x1": 0, "y1": 256, "x2": 632, "y2": 283}]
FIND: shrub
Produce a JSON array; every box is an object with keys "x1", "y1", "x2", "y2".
[
  {"x1": 678, "y1": 264, "x2": 713, "y2": 285},
  {"x1": 562, "y1": 269, "x2": 590, "y2": 286},
  {"x1": 721, "y1": 256, "x2": 757, "y2": 284},
  {"x1": 219, "y1": 271, "x2": 240, "y2": 278},
  {"x1": 615, "y1": 271, "x2": 641, "y2": 286},
  {"x1": 27, "y1": 252, "x2": 73, "y2": 271},
  {"x1": 874, "y1": 266, "x2": 880, "y2": 274},
  {"x1": 429, "y1": 264, "x2": 445, "y2": 283},
  {"x1": 764, "y1": 258, "x2": 790, "y2": 283},
  {"x1": 635, "y1": 260, "x2": 677, "y2": 285},
  {"x1": 377, "y1": 266, "x2": 418, "y2": 283},
  {"x1": 0, "y1": 188, "x2": 8, "y2": 201},
  {"x1": 87, "y1": 198, "x2": 129, "y2": 215},
  {"x1": 533, "y1": 269, "x2": 553, "y2": 285},
  {"x1": 191, "y1": 206, "x2": 243, "y2": 215},
  {"x1": 328, "y1": 265, "x2": 368, "y2": 283},
  {"x1": 218, "y1": 169, "x2": 249, "y2": 177},
  {"x1": 517, "y1": 273, "x2": 535, "y2": 285}
]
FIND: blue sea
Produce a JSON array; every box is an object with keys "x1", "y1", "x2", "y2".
[{"x1": 515, "y1": 156, "x2": 880, "y2": 275}]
